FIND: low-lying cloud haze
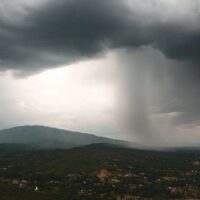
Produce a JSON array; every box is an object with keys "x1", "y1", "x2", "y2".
[{"x1": 0, "y1": 0, "x2": 200, "y2": 146}]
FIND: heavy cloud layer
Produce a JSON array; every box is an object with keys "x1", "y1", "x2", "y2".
[{"x1": 0, "y1": 0, "x2": 199, "y2": 73}]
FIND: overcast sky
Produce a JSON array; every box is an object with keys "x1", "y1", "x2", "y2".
[{"x1": 0, "y1": 0, "x2": 200, "y2": 146}]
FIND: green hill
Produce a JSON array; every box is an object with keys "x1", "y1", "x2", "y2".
[{"x1": 0, "y1": 125, "x2": 136, "y2": 150}]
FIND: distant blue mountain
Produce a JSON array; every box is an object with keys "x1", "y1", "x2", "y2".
[{"x1": 0, "y1": 125, "x2": 141, "y2": 150}]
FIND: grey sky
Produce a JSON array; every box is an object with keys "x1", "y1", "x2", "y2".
[{"x1": 0, "y1": 0, "x2": 200, "y2": 146}]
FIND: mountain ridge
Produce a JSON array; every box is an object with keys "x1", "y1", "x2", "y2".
[{"x1": 0, "y1": 125, "x2": 141, "y2": 150}]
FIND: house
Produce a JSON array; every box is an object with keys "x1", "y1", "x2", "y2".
[
  {"x1": 12, "y1": 180, "x2": 19, "y2": 185},
  {"x1": 35, "y1": 186, "x2": 39, "y2": 192}
]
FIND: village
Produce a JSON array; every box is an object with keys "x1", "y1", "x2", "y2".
[{"x1": 0, "y1": 148, "x2": 200, "y2": 200}]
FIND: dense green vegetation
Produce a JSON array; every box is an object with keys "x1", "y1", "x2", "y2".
[{"x1": 0, "y1": 144, "x2": 200, "y2": 199}]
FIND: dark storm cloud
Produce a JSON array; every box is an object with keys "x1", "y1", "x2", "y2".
[
  {"x1": 0, "y1": 0, "x2": 199, "y2": 74},
  {"x1": 153, "y1": 28, "x2": 200, "y2": 64},
  {"x1": 0, "y1": 0, "x2": 146, "y2": 73},
  {"x1": 1, "y1": 0, "x2": 200, "y2": 143}
]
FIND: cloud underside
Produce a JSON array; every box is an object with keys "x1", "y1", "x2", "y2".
[
  {"x1": 0, "y1": 0, "x2": 200, "y2": 140},
  {"x1": 0, "y1": 0, "x2": 199, "y2": 72}
]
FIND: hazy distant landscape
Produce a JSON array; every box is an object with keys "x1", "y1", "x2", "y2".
[
  {"x1": 0, "y1": 0, "x2": 200, "y2": 199},
  {"x1": 0, "y1": 126, "x2": 199, "y2": 199},
  {"x1": 0, "y1": 126, "x2": 141, "y2": 150}
]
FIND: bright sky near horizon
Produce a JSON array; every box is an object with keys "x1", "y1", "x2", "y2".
[{"x1": 0, "y1": 52, "x2": 120, "y2": 139}]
